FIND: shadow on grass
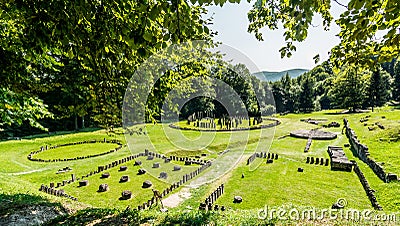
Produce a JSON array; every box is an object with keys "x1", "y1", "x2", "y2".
[
  {"x1": 20, "y1": 127, "x2": 103, "y2": 140},
  {"x1": 0, "y1": 193, "x2": 66, "y2": 217},
  {"x1": 0, "y1": 193, "x2": 67, "y2": 226},
  {"x1": 323, "y1": 109, "x2": 370, "y2": 115},
  {"x1": 157, "y1": 210, "x2": 216, "y2": 225},
  {"x1": 43, "y1": 208, "x2": 139, "y2": 226}
]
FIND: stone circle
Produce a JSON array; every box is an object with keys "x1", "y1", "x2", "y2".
[{"x1": 290, "y1": 129, "x2": 337, "y2": 140}]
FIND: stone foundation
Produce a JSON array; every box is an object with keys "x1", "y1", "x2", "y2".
[{"x1": 344, "y1": 118, "x2": 397, "y2": 182}]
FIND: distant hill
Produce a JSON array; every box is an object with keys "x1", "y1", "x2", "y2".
[{"x1": 253, "y1": 69, "x2": 309, "y2": 82}]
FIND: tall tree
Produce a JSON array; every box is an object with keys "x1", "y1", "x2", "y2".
[
  {"x1": 298, "y1": 75, "x2": 315, "y2": 112},
  {"x1": 367, "y1": 68, "x2": 391, "y2": 111},
  {"x1": 329, "y1": 65, "x2": 367, "y2": 112},
  {"x1": 393, "y1": 61, "x2": 400, "y2": 101}
]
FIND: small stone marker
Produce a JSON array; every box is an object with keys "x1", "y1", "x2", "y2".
[
  {"x1": 79, "y1": 180, "x2": 89, "y2": 186},
  {"x1": 134, "y1": 160, "x2": 142, "y2": 166},
  {"x1": 98, "y1": 184, "x2": 109, "y2": 192},
  {"x1": 138, "y1": 169, "x2": 146, "y2": 175},
  {"x1": 233, "y1": 196, "x2": 242, "y2": 203},
  {"x1": 241, "y1": 173, "x2": 245, "y2": 178},
  {"x1": 185, "y1": 160, "x2": 192, "y2": 165},
  {"x1": 298, "y1": 168, "x2": 304, "y2": 172},
  {"x1": 387, "y1": 173, "x2": 398, "y2": 181},
  {"x1": 142, "y1": 180, "x2": 152, "y2": 188},
  {"x1": 101, "y1": 172, "x2": 110, "y2": 178},
  {"x1": 120, "y1": 166, "x2": 128, "y2": 171},
  {"x1": 121, "y1": 190, "x2": 132, "y2": 200},
  {"x1": 120, "y1": 175, "x2": 129, "y2": 183},
  {"x1": 173, "y1": 165, "x2": 181, "y2": 171},
  {"x1": 147, "y1": 155, "x2": 154, "y2": 160},
  {"x1": 153, "y1": 162, "x2": 160, "y2": 168},
  {"x1": 266, "y1": 159, "x2": 273, "y2": 164},
  {"x1": 159, "y1": 172, "x2": 168, "y2": 179}
]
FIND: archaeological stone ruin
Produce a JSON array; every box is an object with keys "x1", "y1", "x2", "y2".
[{"x1": 327, "y1": 146, "x2": 353, "y2": 172}]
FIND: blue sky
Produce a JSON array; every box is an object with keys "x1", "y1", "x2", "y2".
[{"x1": 206, "y1": 2, "x2": 346, "y2": 73}]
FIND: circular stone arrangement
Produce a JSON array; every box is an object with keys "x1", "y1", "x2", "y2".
[
  {"x1": 290, "y1": 129, "x2": 337, "y2": 140},
  {"x1": 27, "y1": 139, "x2": 123, "y2": 162},
  {"x1": 169, "y1": 118, "x2": 281, "y2": 132}
]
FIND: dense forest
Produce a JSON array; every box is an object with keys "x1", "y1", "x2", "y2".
[
  {"x1": 1, "y1": 0, "x2": 399, "y2": 137},
  {"x1": 269, "y1": 58, "x2": 398, "y2": 114}
]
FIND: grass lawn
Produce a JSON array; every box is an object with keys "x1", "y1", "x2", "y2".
[
  {"x1": 1, "y1": 107, "x2": 400, "y2": 214},
  {"x1": 33, "y1": 142, "x2": 120, "y2": 160}
]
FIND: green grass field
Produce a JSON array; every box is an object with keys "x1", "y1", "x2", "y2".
[
  {"x1": 1, "y1": 107, "x2": 400, "y2": 225},
  {"x1": 33, "y1": 142, "x2": 120, "y2": 160}
]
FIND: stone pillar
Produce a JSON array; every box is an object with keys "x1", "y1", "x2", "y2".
[{"x1": 71, "y1": 174, "x2": 76, "y2": 182}]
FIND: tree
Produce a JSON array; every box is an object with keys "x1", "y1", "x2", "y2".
[
  {"x1": 281, "y1": 73, "x2": 296, "y2": 112},
  {"x1": 367, "y1": 68, "x2": 391, "y2": 111},
  {"x1": 393, "y1": 61, "x2": 400, "y2": 101},
  {"x1": 271, "y1": 81, "x2": 285, "y2": 113},
  {"x1": 329, "y1": 65, "x2": 368, "y2": 112},
  {"x1": 1, "y1": 0, "x2": 213, "y2": 130},
  {"x1": 0, "y1": 88, "x2": 52, "y2": 132},
  {"x1": 298, "y1": 75, "x2": 315, "y2": 112}
]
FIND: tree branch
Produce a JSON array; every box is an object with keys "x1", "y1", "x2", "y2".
[{"x1": 333, "y1": 0, "x2": 348, "y2": 9}]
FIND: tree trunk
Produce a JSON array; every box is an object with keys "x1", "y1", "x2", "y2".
[
  {"x1": 74, "y1": 115, "x2": 78, "y2": 131},
  {"x1": 81, "y1": 116, "x2": 85, "y2": 129}
]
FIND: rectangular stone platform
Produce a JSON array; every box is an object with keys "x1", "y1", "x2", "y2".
[{"x1": 327, "y1": 146, "x2": 353, "y2": 172}]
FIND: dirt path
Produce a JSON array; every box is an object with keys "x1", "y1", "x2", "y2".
[
  {"x1": 162, "y1": 187, "x2": 192, "y2": 208},
  {"x1": 9, "y1": 168, "x2": 48, "y2": 176}
]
